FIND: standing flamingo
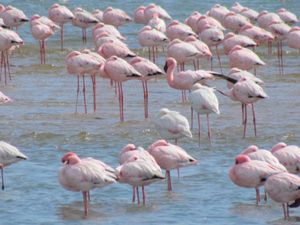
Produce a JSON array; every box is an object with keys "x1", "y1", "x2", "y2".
[
  {"x1": 271, "y1": 142, "x2": 300, "y2": 174},
  {"x1": 240, "y1": 7, "x2": 259, "y2": 22},
  {"x1": 0, "y1": 5, "x2": 28, "y2": 30},
  {"x1": 130, "y1": 56, "x2": 164, "y2": 119},
  {"x1": 189, "y1": 83, "x2": 220, "y2": 144},
  {"x1": 226, "y1": 68, "x2": 263, "y2": 89},
  {"x1": 116, "y1": 153, "x2": 164, "y2": 205},
  {"x1": 229, "y1": 154, "x2": 285, "y2": 205},
  {"x1": 148, "y1": 139, "x2": 197, "y2": 191},
  {"x1": 102, "y1": 7, "x2": 132, "y2": 28},
  {"x1": 286, "y1": 27, "x2": 300, "y2": 52},
  {"x1": 100, "y1": 56, "x2": 141, "y2": 122},
  {"x1": 153, "y1": 108, "x2": 192, "y2": 145},
  {"x1": 72, "y1": 7, "x2": 98, "y2": 44},
  {"x1": 92, "y1": 9, "x2": 103, "y2": 22},
  {"x1": 265, "y1": 172, "x2": 300, "y2": 220},
  {"x1": 59, "y1": 152, "x2": 117, "y2": 216},
  {"x1": 30, "y1": 15, "x2": 58, "y2": 64},
  {"x1": 0, "y1": 141, "x2": 27, "y2": 190},
  {"x1": 223, "y1": 11, "x2": 250, "y2": 33},
  {"x1": 144, "y1": 3, "x2": 171, "y2": 22},
  {"x1": 185, "y1": 11, "x2": 202, "y2": 33},
  {"x1": 93, "y1": 22, "x2": 126, "y2": 41},
  {"x1": 277, "y1": 8, "x2": 298, "y2": 25},
  {"x1": 97, "y1": 39, "x2": 136, "y2": 59},
  {"x1": 166, "y1": 20, "x2": 197, "y2": 41},
  {"x1": 208, "y1": 4, "x2": 230, "y2": 23},
  {"x1": 0, "y1": 27, "x2": 23, "y2": 84},
  {"x1": 48, "y1": 3, "x2": 74, "y2": 50},
  {"x1": 133, "y1": 6, "x2": 147, "y2": 24},
  {"x1": 147, "y1": 13, "x2": 166, "y2": 33},
  {"x1": 222, "y1": 32, "x2": 257, "y2": 55}
]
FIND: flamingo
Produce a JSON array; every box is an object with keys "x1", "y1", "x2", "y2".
[
  {"x1": 0, "y1": 27, "x2": 23, "y2": 84},
  {"x1": 93, "y1": 22, "x2": 126, "y2": 41},
  {"x1": 277, "y1": 8, "x2": 298, "y2": 25},
  {"x1": 118, "y1": 144, "x2": 157, "y2": 203},
  {"x1": 48, "y1": 3, "x2": 74, "y2": 50},
  {"x1": 133, "y1": 6, "x2": 147, "y2": 24},
  {"x1": 59, "y1": 152, "x2": 117, "y2": 216},
  {"x1": 94, "y1": 32, "x2": 127, "y2": 50},
  {"x1": 240, "y1": 7, "x2": 259, "y2": 22},
  {"x1": 30, "y1": 15, "x2": 58, "y2": 64},
  {"x1": 138, "y1": 25, "x2": 168, "y2": 63},
  {"x1": 0, "y1": 18, "x2": 8, "y2": 28},
  {"x1": 147, "y1": 13, "x2": 166, "y2": 33},
  {"x1": 0, "y1": 141, "x2": 27, "y2": 190},
  {"x1": 163, "y1": 57, "x2": 216, "y2": 102},
  {"x1": 271, "y1": 142, "x2": 300, "y2": 174},
  {"x1": 264, "y1": 172, "x2": 300, "y2": 220},
  {"x1": 185, "y1": 11, "x2": 202, "y2": 33},
  {"x1": 148, "y1": 139, "x2": 197, "y2": 191},
  {"x1": 72, "y1": 7, "x2": 98, "y2": 44},
  {"x1": 102, "y1": 7, "x2": 132, "y2": 28},
  {"x1": 100, "y1": 56, "x2": 141, "y2": 122},
  {"x1": 166, "y1": 20, "x2": 197, "y2": 41},
  {"x1": 229, "y1": 154, "x2": 285, "y2": 205},
  {"x1": 223, "y1": 11, "x2": 250, "y2": 33},
  {"x1": 92, "y1": 9, "x2": 103, "y2": 22},
  {"x1": 0, "y1": 91, "x2": 11, "y2": 103},
  {"x1": 208, "y1": 4, "x2": 230, "y2": 23},
  {"x1": 231, "y1": 2, "x2": 244, "y2": 13},
  {"x1": 196, "y1": 15, "x2": 225, "y2": 34},
  {"x1": 153, "y1": 108, "x2": 192, "y2": 145},
  {"x1": 116, "y1": 152, "x2": 164, "y2": 205},
  {"x1": 144, "y1": 3, "x2": 171, "y2": 22},
  {"x1": 222, "y1": 32, "x2": 257, "y2": 55},
  {"x1": 228, "y1": 45, "x2": 265, "y2": 74},
  {"x1": 0, "y1": 5, "x2": 28, "y2": 30},
  {"x1": 189, "y1": 83, "x2": 220, "y2": 144},
  {"x1": 130, "y1": 56, "x2": 165, "y2": 119},
  {"x1": 286, "y1": 27, "x2": 300, "y2": 51},
  {"x1": 97, "y1": 39, "x2": 136, "y2": 59}
]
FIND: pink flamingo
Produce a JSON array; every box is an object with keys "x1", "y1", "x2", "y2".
[
  {"x1": 48, "y1": 3, "x2": 74, "y2": 50},
  {"x1": 267, "y1": 21, "x2": 291, "y2": 75},
  {"x1": 184, "y1": 36, "x2": 212, "y2": 70},
  {"x1": 153, "y1": 108, "x2": 192, "y2": 145},
  {"x1": 30, "y1": 15, "x2": 58, "y2": 64},
  {"x1": 130, "y1": 56, "x2": 165, "y2": 119},
  {"x1": 59, "y1": 152, "x2": 117, "y2": 216},
  {"x1": 231, "y1": 2, "x2": 244, "y2": 13},
  {"x1": 0, "y1": 141, "x2": 27, "y2": 190},
  {"x1": 271, "y1": 142, "x2": 300, "y2": 174},
  {"x1": 0, "y1": 18, "x2": 8, "y2": 28},
  {"x1": 118, "y1": 144, "x2": 157, "y2": 203},
  {"x1": 228, "y1": 45, "x2": 265, "y2": 74},
  {"x1": 229, "y1": 154, "x2": 285, "y2": 205},
  {"x1": 133, "y1": 6, "x2": 147, "y2": 24},
  {"x1": 240, "y1": 7, "x2": 259, "y2": 22},
  {"x1": 138, "y1": 25, "x2": 168, "y2": 63},
  {"x1": 92, "y1": 9, "x2": 103, "y2": 22},
  {"x1": 0, "y1": 5, "x2": 28, "y2": 30},
  {"x1": 185, "y1": 11, "x2": 202, "y2": 33},
  {"x1": 97, "y1": 39, "x2": 136, "y2": 59},
  {"x1": 94, "y1": 32, "x2": 127, "y2": 50},
  {"x1": 148, "y1": 139, "x2": 197, "y2": 191},
  {"x1": 189, "y1": 83, "x2": 220, "y2": 144},
  {"x1": 239, "y1": 23, "x2": 274, "y2": 47},
  {"x1": 144, "y1": 3, "x2": 171, "y2": 22},
  {"x1": 72, "y1": 7, "x2": 98, "y2": 44},
  {"x1": 226, "y1": 67, "x2": 263, "y2": 89},
  {"x1": 147, "y1": 13, "x2": 166, "y2": 33},
  {"x1": 196, "y1": 15, "x2": 225, "y2": 34},
  {"x1": 223, "y1": 11, "x2": 250, "y2": 33},
  {"x1": 164, "y1": 57, "x2": 215, "y2": 102},
  {"x1": 103, "y1": 7, "x2": 132, "y2": 28},
  {"x1": 100, "y1": 56, "x2": 141, "y2": 122},
  {"x1": 265, "y1": 172, "x2": 300, "y2": 220},
  {"x1": 286, "y1": 27, "x2": 300, "y2": 51},
  {"x1": 166, "y1": 20, "x2": 197, "y2": 41},
  {"x1": 277, "y1": 8, "x2": 298, "y2": 25},
  {"x1": 199, "y1": 24, "x2": 224, "y2": 72},
  {"x1": 116, "y1": 153, "x2": 164, "y2": 205},
  {"x1": 208, "y1": 4, "x2": 230, "y2": 23},
  {"x1": 0, "y1": 27, "x2": 23, "y2": 84},
  {"x1": 222, "y1": 32, "x2": 257, "y2": 55},
  {"x1": 65, "y1": 50, "x2": 103, "y2": 113},
  {"x1": 93, "y1": 22, "x2": 125, "y2": 41}
]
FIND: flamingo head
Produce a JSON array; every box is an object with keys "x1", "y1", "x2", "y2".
[
  {"x1": 242, "y1": 145, "x2": 259, "y2": 154},
  {"x1": 271, "y1": 142, "x2": 287, "y2": 153},
  {"x1": 61, "y1": 152, "x2": 80, "y2": 164},
  {"x1": 235, "y1": 154, "x2": 251, "y2": 164},
  {"x1": 121, "y1": 144, "x2": 137, "y2": 153},
  {"x1": 164, "y1": 57, "x2": 177, "y2": 72}
]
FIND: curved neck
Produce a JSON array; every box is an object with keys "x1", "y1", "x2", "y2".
[{"x1": 166, "y1": 62, "x2": 176, "y2": 86}]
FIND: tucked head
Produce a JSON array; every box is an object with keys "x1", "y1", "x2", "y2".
[
  {"x1": 235, "y1": 154, "x2": 251, "y2": 164},
  {"x1": 61, "y1": 152, "x2": 80, "y2": 164}
]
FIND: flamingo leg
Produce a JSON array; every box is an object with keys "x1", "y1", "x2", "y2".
[
  {"x1": 268, "y1": 40, "x2": 272, "y2": 55},
  {"x1": 255, "y1": 187, "x2": 260, "y2": 205},
  {"x1": 142, "y1": 186, "x2": 146, "y2": 205},
  {"x1": 1, "y1": 165, "x2": 4, "y2": 190},
  {"x1": 148, "y1": 47, "x2": 151, "y2": 61},
  {"x1": 215, "y1": 46, "x2": 223, "y2": 73},
  {"x1": 75, "y1": 76, "x2": 80, "y2": 113},
  {"x1": 87, "y1": 191, "x2": 91, "y2": 202},
  {"x1": 2, "y1": 51, "x2": 7, "y2": 84},
  {"x1": 117, "y1": 82, "x2": 124, "y2": 122},
  {"x1": 251, "y1": 103, "x2": 257, "y2": 137},
  {"x1": 132, "y1": 186, "x2": 136, "y2": 203},
  {"x1": 142, "y1": 81, "x2": 148, "y2": 119},
  {"x1": 198, "y1": 113, "x2": 201, "y2": 145},
  {"x1": 243, "y1": 104, "x2": 248, "y2": 138},
  {"x1": 82, "y1": 75, "x2": 87, "y2": 114},
  {"x1": 241, "y1": 103, "x2": 244, "y2": 125},
  {"x1": 207, "y1": 114, "x2": 211, "y2": 144},
  {"x1": 91, "y1": 75, "x2": 96, "y2": 112},
  {"x1": 82, "y1": 191, "x2": 89, "y2": 216},
  {"x1": 287, "y1": 203, "x2": 290, "y2": 219},
  {"x1": 137, "y1": 186, "x2": 140, "y2": 205},
  {"x1": 39, "y1": 40, "x2": 42, "y2": 64},
  {"x1": 264, "y1": 189, "x2": 267, "y2": 202},
  {"x1": 190, "y1": 106, "x2": 194, "y2": 129},
  {"x1": 60, "y1": 24, "x2": 64, "y2": 51},
  {"x1": 166, "y1": 170, "x2": 172, "y2": 191},
  {"x1": 6, "y1": 51, "x2": 11, "y2": 81}
]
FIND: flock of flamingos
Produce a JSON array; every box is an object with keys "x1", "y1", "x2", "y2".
[{"x1": 1, "y1": 1, "x2": 300, "y2": 220}]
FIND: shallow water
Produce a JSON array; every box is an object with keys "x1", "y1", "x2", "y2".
[{"x1": 0, "y1": 0, "x2": 300, "y2": 224}]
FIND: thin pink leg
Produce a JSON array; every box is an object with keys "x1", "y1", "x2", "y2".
[
  {"x1": 39, "y1": 41, "x2": 42, "y2": 64},
  {"x1": 75, "y1": 76, "x2": 80, "y2": 113},
  {"x1": 60, "y1": 24, "x2": 64, "y2": 51},
  {"x1": 87, "y1": 191, "x2": 91, "y2": 202},
  {"x1": 82, "y1": 191, "x2": 89, "y2": 216},
  {"x1": 120, "y1": 83, "x2": 124, "y2": 122},
  {"x1": 255, "y1": 187, "x2": 260, "y2": 205},
  {"x1": 91, "y1": 75, "x2": 96, "y2": 112},
  {"x1": 5, "y1": 51, "x2": 11, "y2": 81},
  {"x1": 207, "y1": 114, "x2": 211, "y2": 144},
  {"x1": 264, "y1": 189, "x2": 267, "y2": 202},
  {"x1": 0, "y1": 51, "x2": 3, "y2": 82},
  {"x1": 166, "y1": 170, "x2": 172, "y2": 191},
  {"x1": 83, "y1": 75, "x2": 87, "y2": 114},
  {"x1": 142, "y1": 186, "x2": 146, "y2": 205},
  {"x1": 152, "y1": 46, "x2": 155, "y2": 63},
  {"x1": 241, "y1": 104, "x2": 244, "y2": 125},
  {"x1": 190, "y1": 106, "x2": 194, "y2": 129},
  {"x1": 132, "y1": 186, "x2": 136, "y2": 203},
  {"x1": 137, "y1": 186, "x2": 140, "y2": 205},
  {"x1": 142, "y1": 81, "x2": 148, "y2": 119},
  {"x1": 148, "y1": 47, "x2": 151, "y2": 61},
  {"x1": 251, "y1": 103, "x2": 257, "y2": 137},
  {"x1": 243, "y1": 104, "x2": 247, "y2": 138},
  {"x1": 216, "y1": 46, "x2": 223, "y2": 73},
  {"x1": 198, "y1": 113, "x2": 201, "y2": 145},
  {"x1": 1, "y1": 166, "x2": 4, "y2": 190}
]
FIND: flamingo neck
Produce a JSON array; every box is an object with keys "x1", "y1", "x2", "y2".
[{"x1": 166, "y1": 63, "x2": 176, "y2": 86}]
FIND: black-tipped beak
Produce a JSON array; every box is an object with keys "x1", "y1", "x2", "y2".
[
  {"x1": 164, "y1": 61, "x2": 168, "y2": 73},
  {"x1": 1, "y1": 25, "x2": 9, "y2": 29},
  {"x1": 20, "y1": 18, "x2": 29, "y2": 22}
]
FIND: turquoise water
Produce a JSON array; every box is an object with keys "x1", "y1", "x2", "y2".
[{"x1": 0, "y1": 0, "x2": 300, "y2": 224}]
